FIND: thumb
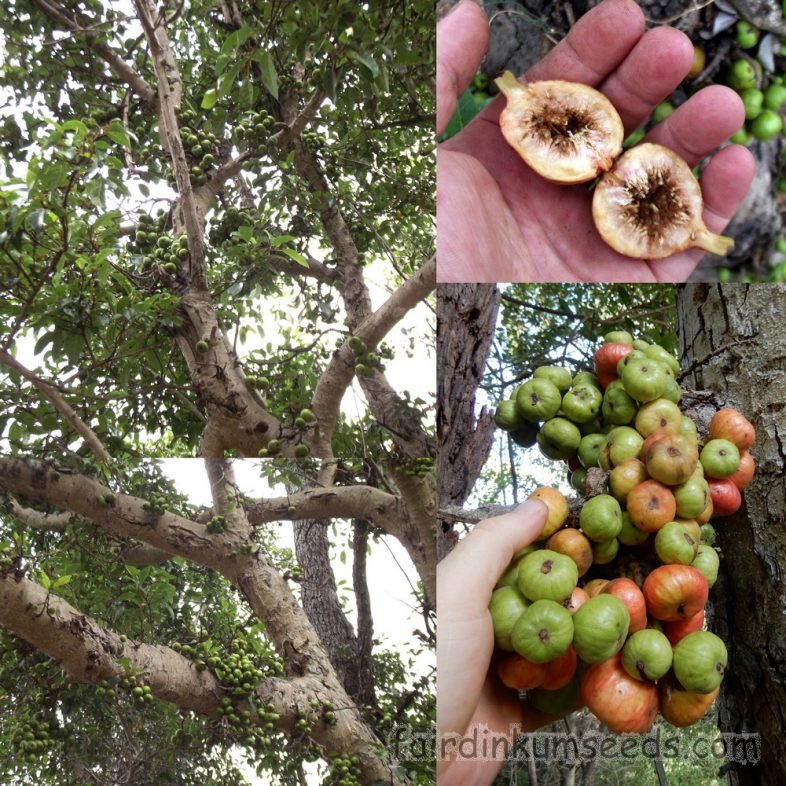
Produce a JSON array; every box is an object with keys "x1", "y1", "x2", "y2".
[
  {"x1": 437, "y1": 0, "x2": 490, "y2": 136},
  {"x1": 438, "y1": 498, "x2": 548, "y2": 618}
]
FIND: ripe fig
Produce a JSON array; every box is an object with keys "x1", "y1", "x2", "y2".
[
  {"x1": 494, "y1": 72, "x2": 624, "y2": 184},
  {"x1": 592, "y1": 143, "x2": 734, "y2": 259}
]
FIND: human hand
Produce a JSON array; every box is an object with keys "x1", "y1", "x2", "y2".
[
  {"x1": 437, "y1": 499, "x2": 560, "y2": 786},
  {"x1": 436, "y1": 0, "x2": 756, "y2": 283}
]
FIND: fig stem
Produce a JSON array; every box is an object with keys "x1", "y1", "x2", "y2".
[
  {"x1": 693, "y1": 229, "x2": 734, "y2": 256},
  {"x1": 494, "y1": 70, "x2": 526, "y2": 98}
]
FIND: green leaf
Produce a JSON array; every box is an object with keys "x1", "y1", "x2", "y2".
[
  {"x1": 348, "y1": 50, "x2": 379, "y2": 79},
  {"x1": 34, "y1": 331, "x2": 55, "y2": 357},
  {"x1": 376, "y1": 64, "x2": 390, "y2": 93},
  {"x1": 217, "y1": 63, "x2": 242, "y2": 99},
  {"x1": 28, "y1": 209, "x2": 46, "y2": 231},
  {"x1": 201, "y1": 88, "x2": 218, "y2": 110},
  {"x1": 235, "y1": 226, "x2": 254, "y2": 241},
  {"x1": 255, "y1": 50, "x2": 278, "y2": 99},
  {"x1": 322, "y1": 67, "x2": 337, "y2": 103},
  {"x1": 53, "y1": 575, "x2": 72, "y2": 589},
  {"x1": 60, "y1": 119, "x2": 89, "y2": 140},
  {"x1": 269, "y1": 234, "x2": 296, "y2": 248},
  {"x1": 105, "y1": 120, "x2": 131, "y2": 148},
  {"x1": 218, "y1": 24, "x2": 255, "y2": 63},
  {"x1": 39, "y1": 571, "x2": 51, "y2": 590},
  {"x1": 439, "y1": 89, "x2": 478, "y2": 141},
  {"x1": 280, "y1": 247, "x2": 309, "y2": 268},
  {"x1": 238, "y1": 79, "x2": 256, "y2": 108}
]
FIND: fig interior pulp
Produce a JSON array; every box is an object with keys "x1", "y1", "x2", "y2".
[
  {"x1": 592, "y1": 144, "x2": 734, "y2": 259},
  {"x1": 494, "y1": 72, "x2": 733, "y2": 260},
  {"x1": 494, "y1": 72, "x2": 624, "y2": 184}
]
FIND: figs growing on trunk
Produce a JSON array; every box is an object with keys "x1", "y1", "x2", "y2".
[
  {"x1": 495, "y1": 72, "x2": 624, "y2": 184},
  {"x1": 592, "y1": 143, "x2": 734, "y2": 259}
]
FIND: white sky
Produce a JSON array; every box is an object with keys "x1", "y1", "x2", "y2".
[{"x1": 162, "y1": 458, "x2": 429, "y2": 664}]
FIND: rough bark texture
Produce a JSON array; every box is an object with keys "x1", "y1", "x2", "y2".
[
  {"x1": 352, "y1": 520, "x2": 376, "y2": 709},
  {"x1": 436, "y1": 284, "x2": 500, "y2": 560},
  {"x1": 294, "y1": 518, "x2": 374, "y2": 709},
  {"x1": 677, "y1": 283, "x2": 786, "y2": 786}
]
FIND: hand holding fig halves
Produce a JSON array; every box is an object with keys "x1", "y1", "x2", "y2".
[{"x1": 436, "y1": 0, "x2": 755, "y2": 282}]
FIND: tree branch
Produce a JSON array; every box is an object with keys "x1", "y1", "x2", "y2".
[
  {"x1": 0, "y1": 458, "x2": 406, "y2": 784},
  {"x1": 32, "y1": 0, "x2": 156, "y2": 106},
  {"x1": 438, "y1": 504, "x2": 515, "y2": 525},
  {"x1": 352, "y1": 519, "x2": 375, "y2": 708},
  {"x1": 676, "y1": 338, "x2": 758, "y2": 383},
  {"x1": 245, "y1": 485, "x2": 400, "y2": 537},
  {"x1": 0, "y1": 349, "x2": 111, "y2": 462},
  {"x1": 0, "y1": 569, "x2": 221, "y2": 713},
  {"x1": 132, "y1": 0, "x2": 207, "y2": 289},
  {"x1": 0, "y1": 458, "x2": 217, "y2": 567},
  {"x1": 5, "y1": 497, "x2": 72, "y2": 531},
  {"x1": 0, "y1": 568, "x2": 322, "y2": 731},
  {"x1": 310, "y1": 256, "x2": 436, "y2": 457}
]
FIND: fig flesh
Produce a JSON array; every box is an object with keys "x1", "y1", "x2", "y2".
[
  {"x1": 592, "y1": 143, "x2": 733, "y2": 259},
  {"x1": 494, "y1": 72, "x2": 624, "y2": 184}
]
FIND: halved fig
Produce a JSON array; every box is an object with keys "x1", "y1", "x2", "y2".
[
  {"x1": 494, "y1": 71, "x2": 624, "y2": 184},
  {"x1": 592, "y1": 143, "x2": 733, "y2": 259}
]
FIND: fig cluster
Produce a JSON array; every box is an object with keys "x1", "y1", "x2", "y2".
[
  {"x1": 491, "y1": 330, "x2": 756, "y2": 732},
  {"x1": 324, "y1": 753, "x2": 363, "y2": 786},
  {"x1": 9, "y1": 717, "x2": 53, "y2": 764},
  {"x1": 129, "y1": 210, "x2": 168, "y2": 257},
  {"x1": 206, "y1": 514, "x2": 228, "y2": 534},
  {"x1": 494, "y1": 72, "x2": 733, "y2": 259},
  {"x1": 348, "y1": 336, "x2": 384, "y2": 378},
  {"x1": 232, "y1": 109, "x2": 277, "y2": 155},
  {"x1": 173, "y1": 105, "x2": 221, "y2": 187},
  {"x1": 171, "y1": 637, "x2": 285, "y2": 751},
  {"x1": 134, "y1": 229, "x2": 189, "y2": 286}
]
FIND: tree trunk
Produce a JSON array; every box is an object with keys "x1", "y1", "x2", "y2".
[
  {"x1": 677, "y1": 284, "x2": 786, "y2": 786},
  {"x1": 436, "y1": 284, "x2": 500, "y2": 559},
  {"x1": 293, "y1": 519, "x2": 375, "y2": 711}
]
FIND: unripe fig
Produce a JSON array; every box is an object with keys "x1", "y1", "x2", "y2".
[
  {"x1": 494, "y1": 72, "x2": 624, "y2": 184},
  {"x1": 294, "y1": 443, "x2": 310, "y2": 459},
  {"x1": 592, "y1": 143, "x2": 734, "y2": 259},
  {"x1": 687, "y1": 46, "x2": 705, "y2": 79},
  {"x1": 750, "y1": 109, "x2": 783, "y2": 140}
]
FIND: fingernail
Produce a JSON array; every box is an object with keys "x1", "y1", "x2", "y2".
[{"x1": 515, "y1": 497, "x2": 549, "y2": 518}]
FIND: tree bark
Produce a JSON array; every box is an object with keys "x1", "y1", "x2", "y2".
[
  {"x1": 436, "y1": 284, "x2": 500, "y2": 560},
  {"x1": 677, "y1": 283, "x2": 786, "y2": 786},
  {"x1": 294, "y1": 518, "x2": 375, "y2": 710}
]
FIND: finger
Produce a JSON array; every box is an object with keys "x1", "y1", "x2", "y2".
[
  {"x1": 526, "y1": 0, "x2": 645, "y2": 85},
  {"x1": 644, "y1": 85, "x2": 745, "y2": 165},
  {"x1": 599, "y1": 26, "x2": 694, "y2": 134},
  {"x1": 436, "y1": 0, "x2": 490, "y2": 135},
  {"x1": 438, "y1": 499, "x2": 547, "y2": 619},
  {"x1": 649, "y1": 144, "x2": 756, "y2": 282},
  {"x1": 465, "y1": 0, "x2": 645, "y2": 132},
  {"x1": 699, "y1": 144, "x2": 756, "y2": 230}
]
